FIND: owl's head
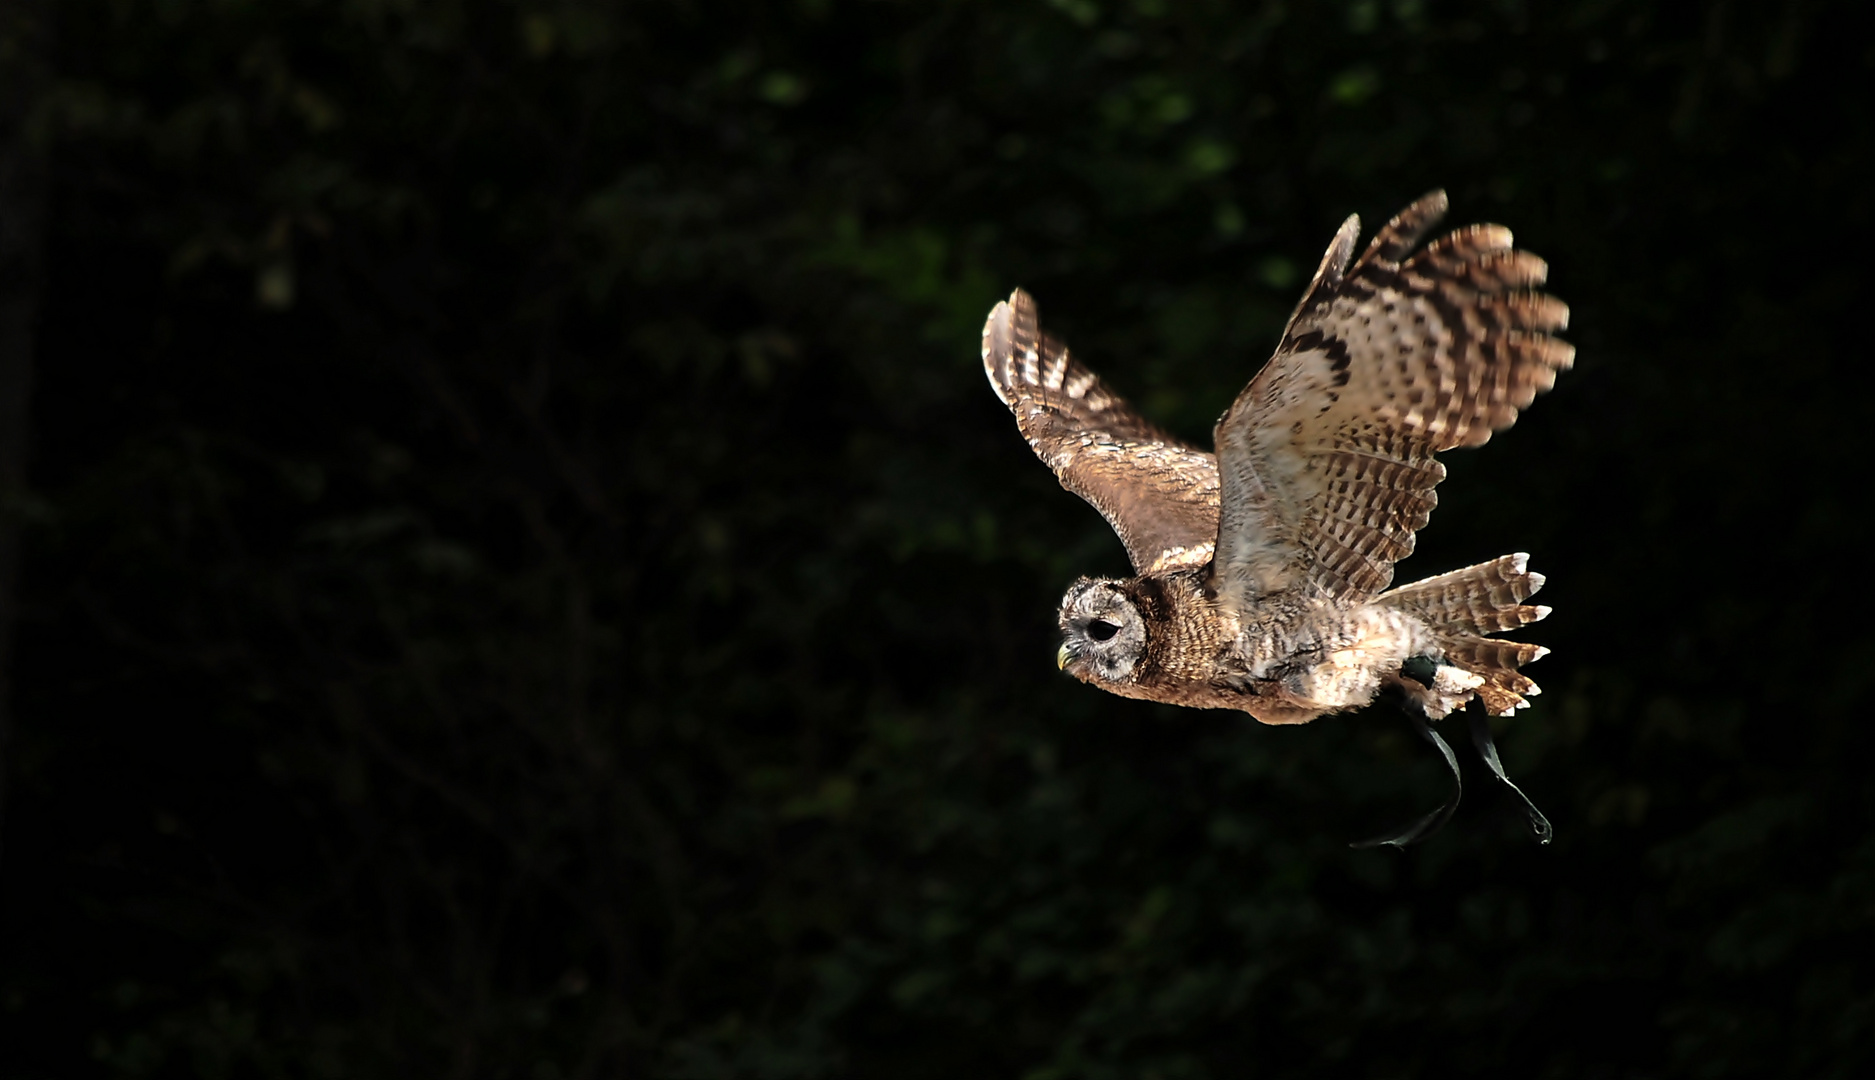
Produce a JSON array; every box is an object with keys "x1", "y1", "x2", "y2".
[{"x1": 1056, "y1": 577, "x2": 1147, "y2": 684}]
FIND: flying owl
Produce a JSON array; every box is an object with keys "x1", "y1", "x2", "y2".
[{"x1": 982, "y1": 192, "x2": 1570, "y2": 842}]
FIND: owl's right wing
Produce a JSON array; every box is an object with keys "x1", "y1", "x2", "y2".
[
  {"x1": 983, "y1": 289, "x2": 1221, "y2": 576},
  {"x1": 1210, "y1": 191, "x2": 1573, "y2": 611}
]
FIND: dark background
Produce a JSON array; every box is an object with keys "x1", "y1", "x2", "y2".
[{"x1": 2, "y1": 1, "x2": 1870, "y2": 1076}]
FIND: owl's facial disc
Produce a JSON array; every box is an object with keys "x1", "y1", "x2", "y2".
[{"x1": 1057, "y1": 577, "x2": 1147, "y2": 684}]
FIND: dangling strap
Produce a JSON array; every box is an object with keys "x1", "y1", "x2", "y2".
[
  {"x1": 1467, "y1": 711, "x2": 1553, "y2": 845},
  {"x1": 1350, "y1": 711, "x2": 1462, "y2": 849}
]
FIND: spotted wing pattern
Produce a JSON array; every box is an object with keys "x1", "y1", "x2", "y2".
[
  {"x1": 1211, "y1": 191, "x2": 1574, "y2": 608},
  {"x1": 983, "y1": 289, "x2": 1220, "y2": 575}
]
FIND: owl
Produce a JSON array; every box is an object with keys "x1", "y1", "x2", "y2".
[{"x1": 982, "y1": 192, "x2": 1570, "y2": 843}]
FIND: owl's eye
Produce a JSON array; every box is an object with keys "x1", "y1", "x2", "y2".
[{"x1": 1086, "y1": 619, "x2": 1120, "y2": 642}]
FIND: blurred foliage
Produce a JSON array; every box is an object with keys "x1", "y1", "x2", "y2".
[{"x1": 3, "y1": 0, "x2": 1873, "y2": 1077}]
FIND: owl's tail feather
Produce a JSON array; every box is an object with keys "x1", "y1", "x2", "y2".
[{"x1": 1380, "y1": 553, "x2": 1550, "y2": 716}]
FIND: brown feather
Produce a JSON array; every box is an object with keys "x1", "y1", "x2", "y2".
[
  {"x1": 1212, "y1": 190, "x2": 1574, "y2": 607},
  {"x1": 980, "y1": 195, "x2": 1570, "y2": 729},
  {"x1": 1380, "y1": 552, "x2": 1550, "y2": 634},
  {"x1": 1382, "y1": 553, "x2": 1551, "y2": 714},
  {"x1": 983, "y1": 290, "x2": 1221, "y2": 574}
]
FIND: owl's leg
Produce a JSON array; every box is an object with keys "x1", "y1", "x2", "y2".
[
  {"x1": 1392, "y1": 655, "x2": 1484, "y2": 719},
  {"x1": 1281, "y1": 651, "x2": 1388, "y2": 714}
]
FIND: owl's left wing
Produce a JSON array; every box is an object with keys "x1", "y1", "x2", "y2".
[
  {"x1": 984, "y1": 289, "x2": 1220, "y2": 575},
  {"x1": 1212, "y1": 191, "x2": 1574, "y2": 609}
]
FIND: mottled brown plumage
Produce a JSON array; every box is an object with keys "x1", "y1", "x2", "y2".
[
  {"x1": 982, "y1": 293, "x2": 1220, "y2": 575},
  {"x1": 983, "y1": 192, "x2": 1570, "y2": 727}
]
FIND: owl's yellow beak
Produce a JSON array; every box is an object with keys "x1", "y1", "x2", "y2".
[{"x1": 1057, "y1": 643, "x2": 1072, "y2": 670}]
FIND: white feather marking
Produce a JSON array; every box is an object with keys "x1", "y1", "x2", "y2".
[{"x1": 1043, "y1": 349, "x2": 1068, "y2": 390}]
